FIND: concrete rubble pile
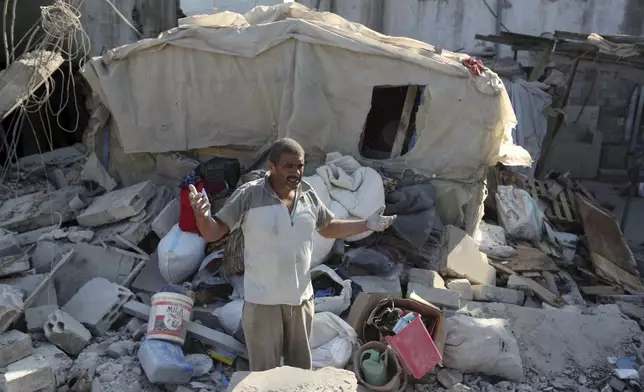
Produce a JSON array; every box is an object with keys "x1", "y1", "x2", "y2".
[{"x1": 0, "y1": 143, "x2": 642, "y2": 392}]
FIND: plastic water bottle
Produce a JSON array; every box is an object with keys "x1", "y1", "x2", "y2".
[{"x1": 138, "y1": 339, "x2": 193, "y2": 384}]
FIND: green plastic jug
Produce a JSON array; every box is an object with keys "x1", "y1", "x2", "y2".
[{"x1": 361, "y1": 349, "x2": 387, "y2": 387}]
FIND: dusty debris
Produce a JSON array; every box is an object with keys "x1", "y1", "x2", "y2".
[{"x1": 226, "y1": 366, "x2": 358, "y2": 391}]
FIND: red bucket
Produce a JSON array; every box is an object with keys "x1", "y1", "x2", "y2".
[{"x1": 385, "y1": 316, "x2": 442, "y2": 379}]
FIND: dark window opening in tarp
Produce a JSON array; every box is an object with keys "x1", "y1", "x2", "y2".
[{"x1": 360, "y1": 85, "x2": 424, "y2": 160}]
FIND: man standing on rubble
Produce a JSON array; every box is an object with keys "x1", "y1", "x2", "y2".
[{"x1": 189, "y1": 138, "x2": 395, "y2": 372}]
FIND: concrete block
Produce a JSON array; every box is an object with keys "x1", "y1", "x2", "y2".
[
  {"x1": 25, "y1": 305, "x2": 59, "y2": 332},
  {"x1": 31, "y1": 242, "x2": 135, "y2": 305},
  {"x1": 447, "y1": 279, "x2": 473, "y2": 301},
  {"x1": 0, "y1": 274, "x2": 57, "y2": 307},
  {"x1": 61, "y1": 278, "x2": 134, "y2": 336},
  {"x1": 407, "y1": 282, "x2": 461, "y2": 309},
  {"x1": 408, "y1": 268, "x2": 445, "y2": 288},
  {"x1": 472, "y1": 285, "x2": 525, "y2": 305},
  {"x1": 44, "y1": 310, "x2": 91, "y2": 355},
  {"x1": 76, "y1": 181, "x2": 156, "y2": 227},
  {"x1": 350, "y1": 276, "x2": 402, "y2": 297},
  {"x1": 0, "y1": 354, "x2": 55, "y2": 392},
  {"x1": 131, "y1": 252, "x2": 166, "y2": 294},
  {"x1": 92, "y1": 185, "x2": 173, "y2": 249},
  {"x1": 151, "y1": 197, "x2": 180, "y2": 238},
  {"x1": 439, "y1": 226, "x2": 496, "y2": 286},
  {"x1": 0, "y1": 330, "x2": 32, "y2": 367},
  {"x1": 0, "y1": 186, "x2": 84, "y2": 233},
  {"x1": 32, "y1": 344, "x2": 72, "y2": 387}
]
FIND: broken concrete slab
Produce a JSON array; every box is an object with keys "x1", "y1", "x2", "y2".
[
  {"x1": 460, "y1": 301, "x2": 641, "y2": 376},
  {"x1": 92, "y1": 185, "x2": 173, "y2": 249},
  {"x1": 31, "y1": 241, "x2": 135, "y2": 305},
  {"x1": 123, "y1": 301, "x2": 247, "y2": 358},
  {"x1": 557, "y1": 270, "x2": 586, "y2": 306},
  {"x1": 33, "y1": 343, "x2": 73, "y2": 387},
  {"x1": 437, "y1": 368, "x2": 464, "y2": 389},
  {"x1": 226, "y1": 366, "x2": 358, "y2": 392},
  {"x1": 0, "y1": 253, "x2": 30, "y2": 278},
  {"x1": 0, "y1": 285, "x2": 23, "y2": 333},
  {"x1": 350, "y1": 276, "x2": 402, "y2": 297},
  {"x1": 131, "y1": 252, "x2": 166, "y2": 294},
  {"x1": 0, "y1": 186, "x2": 85, "y2": 233},
  {"x1": 507, "y1": 274, "x2": 531, "y2": 292},
  {"x1": 155, "y1": 153, "x2": 200, "y2": 185},
  {"x1": 12, "y1": 226, "x2": 57, "y2": 247},
  {"x1": 446, "y1": 279, "x2": 473, "y2": 301},
  {"x1": 61, "y1": 278, "x2": 134, "y2": 336},
  {"x1": 0, "y1": 354, "x2": 55, "y2": 392},
  {"x1": 0, "y1": 50, "x2": 64, "y2": 120},
  {"x1": 408, "y1": 268, "x2": 445, "y2": 288},
  {"x1": 0, "y1": 330, "x2": 32, "y2": 367},
  {"x1": 44, "y1": 310, "x2": 92, "y2": 355},
  {"x1": 439, "y1": 226, "x2": 496, "y2": 286},
  {"x1": 76, "y1": 181, "x2": 156, "y2": 227},
  {"x1": 25, "y1": 305, "x2": 59, "y2": 332},
  {"x1": 472, "y1": 285, "x2": 524, "y2": 305},
  {"x1": 617, "y1": 302, "x2": 644, "y2": 320},
  {"x1": 80, "y1": 152, "x2": 116, "y2": 192},
  {"x1": 0, "y1": 274, "x2": 58, "y2": 307},
  {"x1": 151, "y1": 197, "x2": 179, "y2": 238},
  {"x1": 408, "y1": 283, "x2": 461, "y2": 309},
  {"x1": 0, "y1": 234, "x2": 21, "y2": 258}
]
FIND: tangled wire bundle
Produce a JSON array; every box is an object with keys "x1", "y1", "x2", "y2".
[{"x1": 41, "y1": 0, "x2": 83, "y2": 39}]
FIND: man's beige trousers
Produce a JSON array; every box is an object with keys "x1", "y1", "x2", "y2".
[{"x1": 242, "y1": 299, "x2": 314, "y2": 371}]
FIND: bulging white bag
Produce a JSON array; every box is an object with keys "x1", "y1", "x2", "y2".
[
  {"x1": 157, "y1": 224, "x2": 206, "y2": 283},
  {"x1": 443, "y1": 315, "x2": 524, "y2": 381},
  {"x1": 495, "y1": 185, "x2": 543, "y2": 242},
  {"x1": 310, "y1": 312, "x2": 358, "y2": 369},
  {"x1": 213, "y1": 299, "x2": 244, "y2": 335}
]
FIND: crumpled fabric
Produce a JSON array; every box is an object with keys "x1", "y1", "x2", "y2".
[{"x1": 384, "y1": 183, "x2": 439, "y2": 249}]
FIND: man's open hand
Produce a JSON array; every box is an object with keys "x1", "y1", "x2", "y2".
[
  {"x1": 365, "y1": 206, "x2": 396, "y2": 232},
  {"x1": 189, "y1": 184, "x2": 211, "y2": 217}
]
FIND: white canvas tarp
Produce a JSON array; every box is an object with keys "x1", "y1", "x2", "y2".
[{"x1": 81, "y1": 3, "x2": 530, "y2": 181}]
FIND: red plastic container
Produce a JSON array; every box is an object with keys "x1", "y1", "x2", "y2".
[{"x1": 385, "y1": 316, "x2": 442, "y2": 379}]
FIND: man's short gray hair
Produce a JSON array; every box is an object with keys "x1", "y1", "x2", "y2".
[{"x1": 268, "y1": 138, "x2": 305, "y2": 164}]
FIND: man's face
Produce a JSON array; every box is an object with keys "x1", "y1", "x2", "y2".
[{"x1": 269, "y1": 153, "x2": 304, "y2": 191}]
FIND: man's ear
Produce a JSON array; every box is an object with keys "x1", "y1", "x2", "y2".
[{"x1": 267, "y1": 161, "x2": 276, "y2": 173}]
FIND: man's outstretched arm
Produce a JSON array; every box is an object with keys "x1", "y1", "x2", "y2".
[
  {"x1": 318, "y1": 206, "x2": 395, "y2": 239},
  {"x1": 189, "y1": 184, "x2": 230, "y2": 242}
]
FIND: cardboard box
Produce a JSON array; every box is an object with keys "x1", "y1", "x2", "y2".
[{"x1": 346, "y1": 292, "x2": 446, "y2": 360}]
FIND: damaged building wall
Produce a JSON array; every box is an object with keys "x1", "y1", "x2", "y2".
[
  {"x1": 79, "y1": 0, "x2": 178, "y2": 57},
  {"x1": 300, "y1": 0, "x2": 640, "y2": 57}
]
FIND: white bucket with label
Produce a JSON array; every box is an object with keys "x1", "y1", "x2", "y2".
[{"x1": 147, "y1": 292, "x2": 194, "y2": 346}]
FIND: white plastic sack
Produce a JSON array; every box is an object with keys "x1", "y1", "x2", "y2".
[
  {"x1": 443, "y1": 315, "x2": 524, "y2": 381},
  {"x1": 310, "y1": 312, "x2": 358, "y2": 369},
  {"x1": 475, "y1": 221, "x2": 516, "y2": 258},
  {"x1": 311, "y1": 265, "x2": 352, "y2": 315},
  {"x1": 495, "y1": 185, "x2": 543, "y2": 242},
  {"x1": 213, "y1": 299, "x2": 244, "y2": 335},
  {"x1": 157, "y1": 224, "x2": 206, "y2": 283},
  {"x1": 315, "y1": 153, "x2": 385, "y2": 242}
]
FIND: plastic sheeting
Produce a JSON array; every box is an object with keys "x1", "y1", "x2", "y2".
[
  {"x1": 81, "y1": 3, "x2": 530, "y2": 182},
  {"x1": 503, "y1": 79, "x2": 552, "y2": 177}
]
